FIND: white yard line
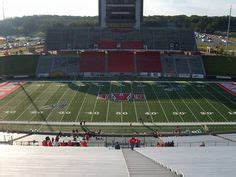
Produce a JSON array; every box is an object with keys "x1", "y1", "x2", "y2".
[
  {"x1": 208, "y1": 84, "x2": 236, "y2": 105},
  {"x1": 60, "y1": 84, "x2": 81, "y2": 123},
  {"x1": 106, "y1": 82, "x2": 112, "y2": 123},
  {"x1": 168, "y1": 82, "x2": 200, "y2": 122},
  {"x1": 120, "y1": 82, "x2": 124, "y2": 122},
  {"x1": 190, "y1": 84, "x2": 229, "y2": 122},
  {"x1": 140, "y1": 82, "x2": 154, "y2": 122},
  {"x1": 150, "y1": 83, "x2": 169, "y2": 122},
  {"x1": 0, "y1": 83, "x2": 32, "y2": 110},
  {"x1": 203, "y1": 85, "x2": 233, "y2": 112},
  {"x1": 131, "y1": 82, "x2": 139, "y2": 123},
  {"x1": 14, "y1": 83, "x2": 57, "y2": 121},
  {"x1": 121, "y1": 101, "x2": 123, "y2": 122},
  {"x1": 182, "y1": 84, "x2": 214, "y2": 122},
  {"x1": 0, "y1": 84, "x2": 41, "y2": 120},
  {"x1": 75, "y1": 84, "x2": 91, "y2": 122},
  {"x1": 38, "y1": 87, "x2": 71, "y2": 130},
  {"x1": 91, "y1": 86, "x2": 101, "y2": 122},
  {"x1": 0, "y1": 83, "x2": 35, "y2": 110},
  {"x1": 160, "y1": 83, "x2": 185, "y2": 122}
]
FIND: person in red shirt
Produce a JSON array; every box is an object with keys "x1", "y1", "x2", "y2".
[
  {"x1": 42, "y1": 140, "x2": 47, "y2": 146},
  {"x1": 81, "y1": 139, "x2": 88, "y2": 147},
  {"x1": 129, "y1": 136, "x2": 137, "y2": 150}
]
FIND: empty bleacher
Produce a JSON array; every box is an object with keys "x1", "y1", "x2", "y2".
[
  {"x1": 98, "y1": 40, "x2": 117, "y2": 49},
  {"x1": 80, "y1": 51, "x2": 106, "y2": 73},
  {"x1": 108, "y1": 51, "x2": 135, "y2": 73},
  {"x1": 121, "y1": 41, "x2": 144, "y2": 49},
  {"x1": 36, "y1": 56, "x2": 80, "y2": 77},
  {"x1": 136, "y1": 51, "x2": 162, "y2": 73},
  {"x1": 66, "y1": 57, "x2": 80, "y2": 76},
  {"x1": 36, "y1": 56, "x2": 54, "y2": 77},
  {"x1": 175, "y1": 56, "x2": 191, "y2": 76},
  {"x1": 161, "y1": 55, "x2": 177, "y2": 77},
  {"x1": 189, "y1": 56, "x2": 205, "y2": 76},
  {"x1": 46, "y1": 27, "x2": 196, "y2": 51},
  {"x1": 36, "y1": 53, "x2": 205, "y2": 78}
]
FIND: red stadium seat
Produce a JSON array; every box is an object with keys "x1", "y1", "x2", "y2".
[
  {"x1": 98, "y1": 40, "x2": 117, "y2": 49},
  {"x1": 80, "y1": 51, "x2": 106, "y2": 72},
  {"x1": 122, "y1": 41, "x2": 144, "y2": 49},
  {"x1": 108, "y1": 51, "x2": 135, "y2": 73},
  {"x1": 136, "y1": 51, "x2": 162, "y2": 72}
]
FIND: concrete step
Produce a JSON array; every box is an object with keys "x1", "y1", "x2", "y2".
[{"x1": 122, "y1": 149, "x2": 179, "y2": 177}]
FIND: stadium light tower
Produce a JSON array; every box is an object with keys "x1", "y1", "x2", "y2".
[
  {"x1": 226, "y1": 5, "x2": 232, "y2": 51},
  {"x1": 2, "y1": 0, "x2": 5, "y2": 20}
]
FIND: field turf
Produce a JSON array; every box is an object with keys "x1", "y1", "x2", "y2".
[{"x1": 0, "y1": 81, "x2": 235, "y2": 130}]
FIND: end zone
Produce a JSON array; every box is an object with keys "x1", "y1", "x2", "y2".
[
  {"x1": 217, "y1": 82, "x2": 236, "y2": 96},
  {"x1": 0, "y1": 81, "x2": 26, "y2": 100}
]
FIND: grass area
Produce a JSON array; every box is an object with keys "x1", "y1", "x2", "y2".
[
  {"x1": 0, "y1": 55, "x2": 39, "y2": 76},
  {"x1": 197, "y1": 43, "x2": 236, "y2": 52},
  {"x1": 202, "y1": 55, "x2": 236, "y2": 76},
  {"x1": 0, "y1": 81, "x2": 235, "y2": 134}
]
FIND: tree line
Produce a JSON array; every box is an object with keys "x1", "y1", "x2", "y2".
[{"x1": 0, "y1": 15, "x2": 235, "y2": 36}]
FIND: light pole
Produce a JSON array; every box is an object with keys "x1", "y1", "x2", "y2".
[{"x1": 226, "y1": 5, "x2": 232, "y2": 51}]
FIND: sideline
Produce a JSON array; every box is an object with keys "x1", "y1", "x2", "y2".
[{"x1": 0, "y1": 121, "x2": 236, "y2": 126}]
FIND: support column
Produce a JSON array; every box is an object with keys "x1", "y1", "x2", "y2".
[{"x1": 99, "y1": 0, "x2": 107, "y2": 28}]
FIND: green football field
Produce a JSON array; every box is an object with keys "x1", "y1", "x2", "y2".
[{"x1": 0, "y1": 81, "x2": 235, "y2": 128}]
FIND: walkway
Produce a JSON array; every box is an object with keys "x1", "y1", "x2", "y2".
[{"x1": 122, "y1": 149, "x2": 179, "y2": 177}]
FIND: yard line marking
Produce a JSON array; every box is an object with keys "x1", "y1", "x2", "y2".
[
  {"x1": 190, "y1": 84, "x2": 229, "y2": 122},
  {"x1": 38, "y1": 87, "x2": 71, "y2": 130},
  {"x1": 204, "y1": 84, "x2": 233, "y2": 112},
  {"x1": 160, "y1": 83, "x2": 185, "y2": 122},
  {"x1": 0, "y1": 83, "x2": 35, "y2": 110},
  {"x1": 140, "y1": 82, "x2": 154, "y2": 122},
  {"x1": 131, "y1": 82, "x2": 138, "y2": 123},
  {"x1": 0, "y1": 84, "x2": 41, "y2": 120},
  {"x1": 208, "y1": 84, "x2": 236, "y2": 105},
  {"x1": 106, "y1": 82, "x2": 112, "y2": 123},
  {"x1": 14, "y1": 83, "x2": 57, "y2": 121},
  {"x1": 182, "y1": 84, "x2": 213, "y2": 122},
  {"x1": 168, "y1": 82, "x2": 200, "y2": 122},
  {"x1": 121, "y1": 100, "x2": 123, "y2": 122},
  {"x1": 75, "y1": 84, "x2": 91, "y2": 122},
  {"x1": 60, "y1": 83, "x2": 81, "y2": 123},
  {"x1": 0, "y1": 83, "x2": 31, "y2": 110},
  {"x1": 120, "y1": 82, "x2": 123, "y2": 122},
  {"x1": 150, "y1": 83, "x2": 169, "y2": 122},
  {"x1": 91, "y1": 86, "x2": 101, "y2": 122}
]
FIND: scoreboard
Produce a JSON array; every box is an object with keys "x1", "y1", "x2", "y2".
[{"x1": 99, "y1": 0, "x2": 143, "y2": 29}]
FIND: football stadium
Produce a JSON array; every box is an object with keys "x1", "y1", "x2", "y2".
[{"x1": 0, "y1": 0, "x2": 236, "y2": 176}]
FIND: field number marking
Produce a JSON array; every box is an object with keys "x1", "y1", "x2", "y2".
[
  {"x1": 56, "y1": 84, "x2": 66, "y2": 87},
  {"x1": 173, "y1": 112, "x2": 186, "y2": 115},
  {"x1": 200, "y1": 112, "x2": 214, "y2": 115},
  {"x1": 4, "y1": 111, "x2": 16, "y2": 114},
  {"x1": 35, "y1": 84, "x2": 45, "y2": 87},
  {"x1": 31, "y1": 111, "x2": 44, "y2": 114},
  {"x1": 85, "y1": 112, "x2": 99, "y2": 115},
  {"x1": 145, "y1": 112, "x2": 159, "y2": 115},
  {"x1": 116, "y1": 112, "x2": 128, "y2": 115},
  {"x1": 58, "y1": 111, "x2": 71, "y2": 115},
  {"x1": 228, "y1": 112, "x2": 236, "y2": 115}
]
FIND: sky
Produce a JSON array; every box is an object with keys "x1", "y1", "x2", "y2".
[{"x1": 0, "y1": 0, "x2": 235, "y2": 20}]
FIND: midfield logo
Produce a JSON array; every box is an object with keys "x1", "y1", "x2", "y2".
[{"x1": 97, "y1": 93, "x2": 145, "y2": 101}]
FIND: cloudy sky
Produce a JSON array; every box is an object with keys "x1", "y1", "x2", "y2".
[{"x1": 0, "y1": 0, "x2": 235, "y2": 20}]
